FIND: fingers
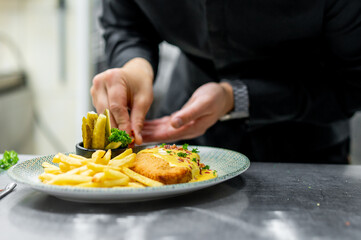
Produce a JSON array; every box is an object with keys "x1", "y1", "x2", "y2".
[
  {"x1": 141, "y1": 118, "x2": 180, "y2": 143},
  {"x1": 91, "y1": 69, "x2": 132, "y2": 134},
  {"x1": 142, "y1": 122, "x2": 197, "y2": 143},
  {"x1": 104, "y1": 76, "x2": 131, "y2": 134},
  {"x1": 142, "y1": 116, "x2": 209, "y2": 143},
  {"x1": 142, "y1": 83, "x2": 229, "y2": 143},
  {"x1": 91, "y1": 62, "x2": 154, "y2": 146},
  {"x1": 90, "y1": 73, "x2": 108, "y2": 116},
  {"x1": 130, "y1": 95, "x2": 152, "y2": 145},
  {"x1": 170, "y1": 98, "x2": 210, "y2": 128}
]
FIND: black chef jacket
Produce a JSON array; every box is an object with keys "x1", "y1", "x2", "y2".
[{"x1": 100, "y1": 0, "x2": 361, "y2": 163}]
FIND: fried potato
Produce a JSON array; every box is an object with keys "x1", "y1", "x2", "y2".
[
  {"x1": 57, "y1": 153, "x2": 82, "y2": 166},
  {"x1": 42, "y1": 162, "x2": 58, "y2": 169},
  {"x1": 112, "y1": 148, "x2": 133, "y2": 160},
  {"x1": 122, "y1": 167, "x2": 163, "y2": 187},
  {"x1": 69, "y1": 154, "x2": 90, "y2": 161},
  {"x1": 92, "y1": 172, "x2": 105, "y2": 183},
  {"x1": 39, "y1": 149, "x2": 165, "y2": 189},
  {"x1": 92, "y1": 114, "x2": 107, "y2": 149},
  {"x1": 80, "y1": 169, "x2": 95, "y2": 177},
  {"x1": 92, "y1": 150, "x2": 106, "y2": 163},
  {"x1": 76, "y1": 182, "x2": 101, "y2": 188},
  {"x1": 104, "y1": 168, "x2": 129, "y2": 180},
  {"x1": 64, "y1": 165, "x2": 88, "y2": 175},
  {"x1": 108, "y1": 153, "x2": 136, "y2": 169},
  {"x1": 59, "y1": 162, "x2": 71, "y2": 172},
  {"x1": 125, "y1": 182, "x2": 145, "y2": 188},
  {"x1": 52, "y1": 154, "x2": 61, "y2": 163},
  {"x1": 87, "y1": 162, "x2": 106, "y2": 172},
  {"x1": 101, "y1": 178, "x2": 129, "y2": 187},
  {"x1": 47, "y1": 174, "x2": 93, "y2": 185},
  {"x1": 76, "y1": 178, "x2": 129, "y2": 188},
  {"x1": 39, "y1": 173, "x2": 57, "y2": 182},
  {"x1": 44, "y1": 168, "x2": 62, "y2": 175},
  {"x1": 100, "y1": 149, "x2": 111, "y2": 165}
]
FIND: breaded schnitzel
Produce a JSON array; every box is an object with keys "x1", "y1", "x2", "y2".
[
  {"x1": 131, "y1": 144, "x2": 216, "y2": 185},
  {"x1": 132, "y1": 152, "x2": 192, "y2": 184}
]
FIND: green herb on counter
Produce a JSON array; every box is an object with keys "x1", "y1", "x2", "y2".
[{"x1": 0, "y1": 150, "x2": 19, "y2": 170}]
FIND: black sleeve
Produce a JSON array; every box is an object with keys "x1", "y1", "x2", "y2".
[
  {"x1": 100, "y1": 0, "x2": 162, "y2": 76},
  {"x1": 244, "y1": 0, "x2": 361, "y2": 127}
]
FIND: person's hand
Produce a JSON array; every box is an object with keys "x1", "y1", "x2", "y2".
[
  {"x1": 141, "y1": 82, "x2": 234, "y2": 142},
  {"x1": 90, "y1": 58, "x2": 154, "y2": 145}
]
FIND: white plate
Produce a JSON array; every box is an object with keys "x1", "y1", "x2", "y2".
[{"x1": 7, "y1": 146, "x2": 250, "y2": 203}]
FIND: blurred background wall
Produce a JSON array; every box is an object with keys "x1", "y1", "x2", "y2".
[
  {"x1": 0, "y1": 0, "x2": 360, "y2": 164},
  {"x1": 0, "y1": 0, "x2": 89, "y2": 155}
]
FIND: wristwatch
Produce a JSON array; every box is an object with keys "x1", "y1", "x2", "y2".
[{"x1": 220, "y1": 80, "x2": 249, "y2": 121}]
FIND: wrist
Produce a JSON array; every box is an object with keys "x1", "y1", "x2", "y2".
[
  {"x1": 219, "y1": 80, "x2": 250, "y2": 121},
  {"x1": 219, "y1": 81, "x2": 235, "y2": 115},
  {"x1": 123, "y1": 57, "x2": 154, "y2": 84}
]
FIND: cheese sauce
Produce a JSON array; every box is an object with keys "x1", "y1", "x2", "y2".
[{"x1": 139, "y1": 145, "x2": 217, "y2": 183}]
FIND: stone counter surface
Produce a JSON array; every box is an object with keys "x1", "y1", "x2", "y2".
[{"x1": 1, "y1": 155, "x2": 361, "y2": 240}]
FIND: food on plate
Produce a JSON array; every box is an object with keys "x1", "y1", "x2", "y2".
[
  {"x1": 131, "y1": 144, "x2": 217, "y2": 184},
  {"x1": 39, "y1": 148, "x2": 163, "y2": 188},
  {"x1": 39, "y1": 144, "x2": 217, "y2": 188},
  {"x1": 81, "y1": 109, "x2": 132, "y2": 150}
]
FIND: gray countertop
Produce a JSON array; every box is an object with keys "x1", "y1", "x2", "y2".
[{"x1": 1, "y1": 155, "x2": 361, "y2": 240}]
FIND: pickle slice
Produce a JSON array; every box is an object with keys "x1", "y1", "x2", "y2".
[
  {"x1": 92, "y1": 114, "x2": 107, "y2": 149},
  {"x1": 105, "y1": 141, "x2": 122, "y2": 150}
]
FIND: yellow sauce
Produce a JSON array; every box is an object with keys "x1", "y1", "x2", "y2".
[{"x1": 139, "y1": 146, "x2": 217, "y2": 183}]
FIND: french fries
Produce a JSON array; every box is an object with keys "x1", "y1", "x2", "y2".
[
  {"x1": 39, "y1": 149, "x2": 164, "y2": 188},
  {"x1": 122, "y1": 167, "x2": 164, "y2": 187}
]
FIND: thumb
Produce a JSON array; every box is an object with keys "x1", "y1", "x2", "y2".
[{"x1": 171, "y1": 100, "x2": 208, "y2": 128}]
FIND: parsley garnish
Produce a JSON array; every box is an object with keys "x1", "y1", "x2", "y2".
[
  {"x1": 108, "y1": 128, "x2": 132, "y2": 148},
  {"x1": 182, "y1": 143, "x2": 189, "y2": 150},
  {"x1": 213, "y1": 170, "x2": 217, "y2": 176},
  {"x1": 192, "y1": 148, "x2": 199, "y2": 153},
  {"x1": 0, "y1": 150, "x2": 19, "y2": 170},
  {"x1": 192, "y1": 158, "x2": 197, "y2": 163},
  {"x1": 160, "y1": 143, "x2": 166, "y2": 147},
  {"x1": 177, "y1": 152, "x2": 188, "y2": 158},
  {"x1": 166, "y1": 150, "x2": 172, "y2": 154},
  {"x1": 202, "y1": 165, "x2": 210, "y2": 170}
]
